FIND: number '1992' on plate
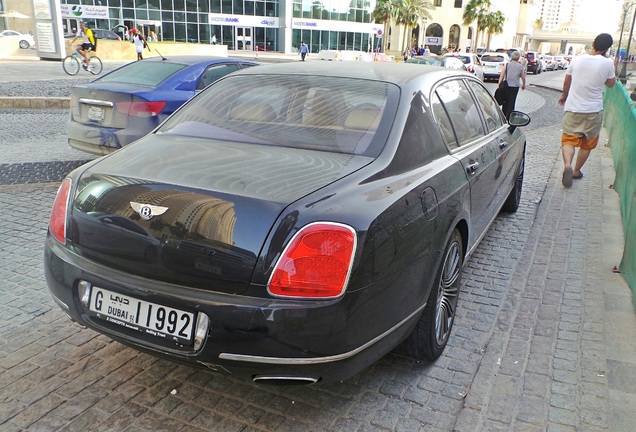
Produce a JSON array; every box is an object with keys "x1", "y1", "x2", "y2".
[{"x1": 88, "y1": 286, "x2": 195, "y2": 344}]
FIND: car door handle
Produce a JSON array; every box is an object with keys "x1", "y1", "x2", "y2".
[
  {"x1": 466, "y1": 161, "x2": 480, "y2": 173},
  {"x1": 499, "y1": 140, "x2": 507, "y2": 150}
]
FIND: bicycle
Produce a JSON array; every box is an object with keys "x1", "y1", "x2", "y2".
[{"x1": 63, "y1": 48, "x2": 103, "y2": 76}]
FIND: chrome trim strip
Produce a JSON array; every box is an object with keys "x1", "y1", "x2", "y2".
[
  {"x1": 253, "y1": 376, "x2": 318, "y2": 384},
  {"x1": 219, "y1": 302, "x2": 426, "y2": 365},
  {"x1": 78, "y1": 98, "x2": 114, "y2": 107},
  {"x1": 49, "y1": 292, "x2": 70, "y2": 311}
]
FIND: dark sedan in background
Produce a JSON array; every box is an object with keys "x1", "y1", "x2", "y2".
[
  {"x1": 66, "y1": 56, "x2": 258, "y2": 155},
  {"x1": 46, "y1": 62, "x2": 530, "y2": 384}
]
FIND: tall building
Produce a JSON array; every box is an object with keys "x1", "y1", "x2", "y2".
[{"x1": 537, "y1": 0, "x2": 580, "y2": 31}]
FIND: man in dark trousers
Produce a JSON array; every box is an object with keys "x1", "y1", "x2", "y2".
[{"x1": 299, "y1": 41, "x2": 309, "y2": 61}]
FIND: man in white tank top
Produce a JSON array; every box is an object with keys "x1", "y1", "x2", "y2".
[{"x1": 558, "y1": 33, "x2": 615, "y2": 187}]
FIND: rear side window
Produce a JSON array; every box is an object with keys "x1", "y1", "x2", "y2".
[
  {"x1": 196, "y1": 63, "x2": 240, "y2": 90},
  {"x1": 159, "y1": 74, "x2": 399, "y2": 157},
  {"x1": 433, "y1": 79, "x2": 486, "y2": 147},
  {"x1": 98, "y1": 61, "x2": 187, "y2": 86},
  {"x1": 466, "y1": 81, "x2": 505, "y2": 134}
]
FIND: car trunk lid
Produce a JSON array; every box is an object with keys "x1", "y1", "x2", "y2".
[
  {"x1": 69, "y1": 134, "x2": 372, "y2": 294},
  {"x1": 70, "y1": 83, "x2": 155, "y2": 130}
]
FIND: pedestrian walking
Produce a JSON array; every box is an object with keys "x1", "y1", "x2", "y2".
[
  {"x1": 558, "y1": 33, "x2": 615, "y2": 187},
  {"x1": 403, "y1": 47, "x2": 409, "y2": 62},
  {"x1": 497, "y1": 51, "x2": 526, "y2": 120},
  {"x1": 299, "y1": 41, "x2": 309, "y2": 61},
  {"x1": 211, "y1": 34, "x2": 217, "y2": 45},
  {"x1": 130, "y1": 28, "x2": 150, "y2": 61}
]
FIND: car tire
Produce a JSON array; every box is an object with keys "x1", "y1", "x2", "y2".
[
  {"x1": 501, "y1": 151, "x2": 525, "y2": 213},
  {"x1": 19, "y1": 40, "x2": 30, "y2": 49},
  {"x1": 398, "y1": 228, "x2": 463, "y2": 360}
]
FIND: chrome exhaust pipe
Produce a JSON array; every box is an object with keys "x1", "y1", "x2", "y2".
[{"x1": 253, "y1": 375, "x2": 319, "y2": 386}]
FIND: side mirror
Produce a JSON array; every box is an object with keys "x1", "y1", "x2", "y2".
[{"x1": 508, "y1": 110, "x2": 531, "y2": 132}]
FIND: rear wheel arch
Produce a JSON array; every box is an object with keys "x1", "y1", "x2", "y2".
[{"x1": 455, "y1": 219, "x2": 469, "y2": 261}]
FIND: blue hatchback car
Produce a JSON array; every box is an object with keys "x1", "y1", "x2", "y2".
[{"x1": 66, "y1": 56, "x2": 259, "y2": 155}]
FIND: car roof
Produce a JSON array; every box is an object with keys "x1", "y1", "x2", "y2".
[
  {"x1": 230, "y1": 61, "x2": 473, "y2": 87},
  {"x1": 481, "y1": 52, "x2": 509, "y2": 59}
]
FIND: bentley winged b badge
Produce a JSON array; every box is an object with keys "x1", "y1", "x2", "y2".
[{"x1": 130, "y1": 202, "x2": 169, "y2": 221}]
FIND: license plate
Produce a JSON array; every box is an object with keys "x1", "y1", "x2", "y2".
[
  {"x1": 87, "y1": 106, "x2": 104, "y2": 121},
  {"x1": 88, "y1": 286, "x2": 195, "y2": 344}
]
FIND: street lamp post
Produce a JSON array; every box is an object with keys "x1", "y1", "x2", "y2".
[{"x1": 618, "y1": 1, "x2": 636, "y2": 84}]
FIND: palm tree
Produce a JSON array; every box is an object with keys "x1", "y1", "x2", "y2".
[
  {"x1": 372, "y1": 0, "x2": 399, "y2": 53},
  {"x1": 407, "y1": 0, "x2": 433, "y2": 51},
  {"x1": 395, "y1": 0, "x2": 433, "y2": 53},
  {"x1": 462, "y1": 0, "x2": 492, "y2": 52},
  {"x1": 483, "y1": 11, "x2": 505, "y2": 51},
  {"x1": 533, "y1": 18, "x2": 544, "y2": 30}
]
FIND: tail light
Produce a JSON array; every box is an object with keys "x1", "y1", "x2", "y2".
[
  {"x1": 115, "y1": 101, "x2": 167, "y2": 117},
  {"x1": 268, "y1": 222, "x2": 357, "y2": 299},
  {"x1": 467, "y1": 65, "x2": 474, "y2": 73},
  {"x1": 49, "y1": 178, "x2": 72, "y2": 244}
]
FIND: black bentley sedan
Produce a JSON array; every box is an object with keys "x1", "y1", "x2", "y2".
[{"x1": 45, "y1": 62, "x2": 530, "y2": 385}]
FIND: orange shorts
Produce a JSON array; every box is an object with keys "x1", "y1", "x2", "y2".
[
  {"x1": 561, "y1": 133, "x2": 600, "y2": 150},
  {"x1": 561, "y1": 111, "x2": 602, "y2": 150}
]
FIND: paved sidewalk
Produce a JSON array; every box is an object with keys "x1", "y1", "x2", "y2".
[{"x1": 455, "y1": 125, "x2": 636, "y2": 431}]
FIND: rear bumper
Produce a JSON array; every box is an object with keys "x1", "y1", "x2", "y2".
[
  {"x1": 44, "y1": 236, "x2": 420, "y2": 383},
  {"x1": 66, "y1": 117, "x2": 156, "y2": 155}
]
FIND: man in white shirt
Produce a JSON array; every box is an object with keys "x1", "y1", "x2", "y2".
[{"x1": 558, "y1": 33, "x2": 615, "y2": 187}]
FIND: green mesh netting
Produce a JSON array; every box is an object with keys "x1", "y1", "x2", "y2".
[{"x1": 604, "y1": 83, "x2": 636, "y2": 296}]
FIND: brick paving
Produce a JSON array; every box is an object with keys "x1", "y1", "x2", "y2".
[{"x1": 0, "y1": 64, "x2": 634, "y2": 431}]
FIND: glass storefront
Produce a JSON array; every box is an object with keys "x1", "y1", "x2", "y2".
[
  {"x1": 291, "y1": 0, "x2": 377, "y2": 53},
  {"x1": 60, "y1": 0, "x2": 377, "y2": 53}
]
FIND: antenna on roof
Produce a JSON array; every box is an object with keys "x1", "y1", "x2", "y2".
[{"x1": 155, "y1": 49, "x2": 166, "y2": 61}]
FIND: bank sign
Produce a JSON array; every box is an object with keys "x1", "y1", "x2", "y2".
[
  {"x1": 60, "y1": 5, "x2": 109, "y2": 19},
  {"x1": 292, "y1": 18, "x2": 376, "y2": 34},
  {"x1": 208, "y1": 13, "x2": 279, "y2": 28}
]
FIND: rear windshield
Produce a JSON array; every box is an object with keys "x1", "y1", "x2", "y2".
[
  {"x1": 407, "y1": 57, "x2": 443, "y2": 66},
  {"x1": 455, "y1": 56, "x2": 471, "y2": 64},
  {"x1": 481, "y1": 55, "x2": 505, "y2": 62},
  {"x1": 98, "y1": 61, "x2": 187, "y2": 86},
  {"x1": 158, "y1": 74, "x2": 398, "y2": 157}
]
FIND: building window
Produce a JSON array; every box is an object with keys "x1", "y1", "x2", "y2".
[
  {"x1": 434, "y1": 0, "x2": 442, "y2": 6},
  {"x1": 455, "y1": 0, "x2": 462, "y2": 7}
]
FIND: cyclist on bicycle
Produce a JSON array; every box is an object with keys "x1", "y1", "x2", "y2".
[{"x1": 69, "y1": 22, "x2": 96, "y2": 70}]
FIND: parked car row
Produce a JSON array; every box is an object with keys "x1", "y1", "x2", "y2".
[
  {"x1": 47, "y1": 58, "x2": 531, "y2": 384},
  {"x1": 471, "y1": 48, "x2": 571, "y2": 76}
]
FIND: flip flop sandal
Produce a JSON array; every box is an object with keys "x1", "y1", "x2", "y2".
[
  {"x1": 573, "y1": 171, "x2": 584, "y2": 180},
  {"x1": 562, "y1": 167, "x2": 573, "y2": 187}
]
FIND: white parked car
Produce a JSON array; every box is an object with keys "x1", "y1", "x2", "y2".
[
  {"x1": 480, "y1": 52, "x2": 509, "y2": 81},
  {"x1": 554, "y1": 56, "x2": 567, "y2": 70},
  {"x1": 444, "y1": 53, "x2": 485, "y2": 81},
  {"x1": 0, "y1": 30, "x2": 36, "y2": 49}
]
